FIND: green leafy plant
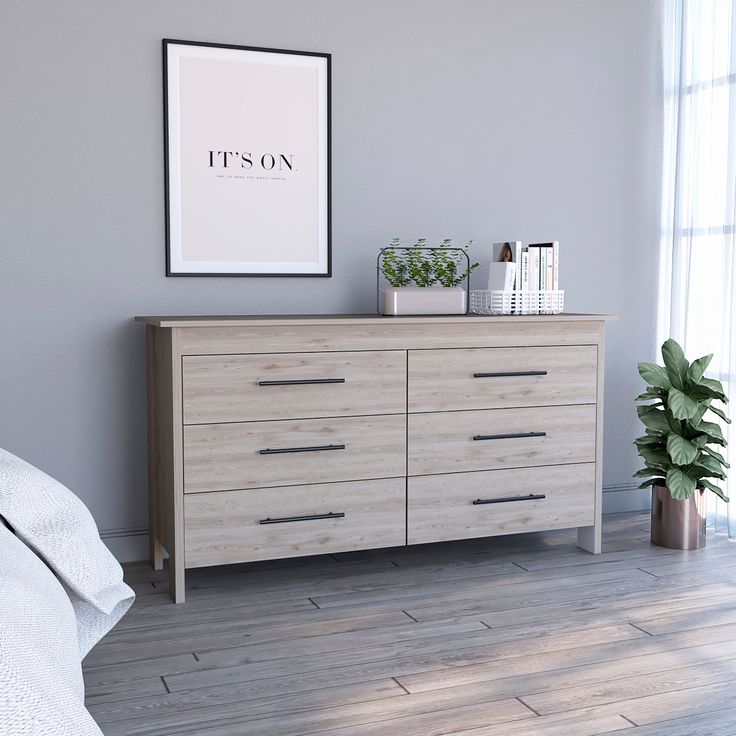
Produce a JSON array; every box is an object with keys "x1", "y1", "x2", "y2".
[
  {"x1": 433, "y1": 239, "x2": 479, "y2": 287},
  {"x1": 407, "y1": 238, "x2": 436, "y2": 287},
  {"x1": 380, "y1": 238, "x2": 411, "y2": 287},
  {"x1": 379, "y1": 237, "x2": 479, "y2": 288},
  {"x1": 634, "y1": 338, "x2": 730, "y2": 501}
]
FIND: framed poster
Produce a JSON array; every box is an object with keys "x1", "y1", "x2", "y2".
[{"x1": 163, "y1": 39, "x2": 331, "y2": 276}]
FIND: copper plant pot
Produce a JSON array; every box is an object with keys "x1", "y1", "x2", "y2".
[{"x1": 650, "y1": 484, "x2": 707, "y2": 550}]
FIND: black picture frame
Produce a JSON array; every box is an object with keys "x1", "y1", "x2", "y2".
[{"x1": 163, "y1": 39, "x2": 332, "y2": 277}]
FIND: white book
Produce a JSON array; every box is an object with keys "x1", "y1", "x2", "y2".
[
  {"x1": 520, "y1": 251, "x2": 530, "y2": 291},
  {"x1": 488, "y1": 262, "x2": 517, "y2": 291},
  {"x1": 527, "y1": 247, "x2": 540, "y2": 314},
  {"x1": 539, "y1": 248, "x2": 547, "y2": 291},
  {"x1": 520, "y1": 251, "x2": 530, "y2": 314},
  {"x1": 551, "y1": 240, "x2": 559, "y2": 289},
  {"x1": 492, "y1": 241, "x2": 523, "y2": 289}
]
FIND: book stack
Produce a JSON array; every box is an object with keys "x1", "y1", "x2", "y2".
[{"x1": 488, "y1": 241, "x2": 561, "y2": 315}]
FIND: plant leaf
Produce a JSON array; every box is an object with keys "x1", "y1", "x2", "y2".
[
  {"x1": 708, "y1": 404, "x2": 731, "y2": 424},
  {"x1": 634, "y1": 435, "x2": 664, "y2": 447},
  {"x1": 686, "y1": 354, "x2": 713, "y2": 386},
  {"x1": 635, "y1": 391, "x2": 664, "y2": 403},
  {"x1": 634, "y1": 467, "x2": 666, "y2": 477},
  {"x1": 661, "y1": 339, "x2": 688, "y2": 390},
  {"x1": 693, "y1": 420, "x2": 727, "y2": 446},
  {"x1": 703, "y1": 445, "x2": 730, "y2": 469},
  {"x1": 691, "y1": 454, "x2": 727, "y2": 479},
  {"x1": 701, "y1": 478, "x2": 730, "y2": 502},
  {"x1": 666, "y1": 467, "x2": 697, "y2": 500},
  {"x1": 666, "y1": 434, "x2": 699, "y2": 465},
  {"x1": 638, "y1": 479, "x2": 660, "y2": 489},
  {"x1": 637, "y1": 446, "x2": 670, "y2": 470},
  {"x1": 701, "y1": 377, "x2": 729, "y2": 403},
  {"x1": 668, "y1": 388, "x2": 699, "y2": 420},
  {"x1": 637, "y1": 405, "x2": 670, "y2": 434},
  {"x1": 638, "y1": 362, "x2": 672, "y2": 389},
  {"x1": 691, "y1": 434, "x2": 709, "y2": 449}
]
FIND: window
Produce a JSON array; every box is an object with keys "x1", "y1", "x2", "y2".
[{"x1": 660, "y1": 0, "x2": 736, "y2": 522}]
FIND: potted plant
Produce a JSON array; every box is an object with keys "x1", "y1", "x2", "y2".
[
  {"x1": 635, "y1": 338, "x2": 730, "y2": 549},
  {"x1": 379, "y1": 238, "x2": 479, "y2": 315}
]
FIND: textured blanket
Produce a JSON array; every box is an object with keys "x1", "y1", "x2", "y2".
[{"x1": 0, "y1": 448, "x2": 135, "y2": 736}]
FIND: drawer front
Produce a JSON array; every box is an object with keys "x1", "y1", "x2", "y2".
[
  {"x1": 184, "y1": 415, "x2": 406, "y2": 493},
  {"x1": 182, "y1": 350, "x2": 406, "y2": 424},
  {"x1": 408, "y1": 463, "x2": 595, "y2": 544},
  {"x1": 185, "y1": 478, "x2": 406, "y2": 567},
  {"x1": 408, "y1": 345, "x2": 597, "y2": 412},
  {"x1": 408, "y1": 404, "x2": 596, "y2": 476}
]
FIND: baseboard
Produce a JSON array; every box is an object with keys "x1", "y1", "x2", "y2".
[
  {"x1": 602, "y1": 483, "x2": 651, "y2": 514},
  {"x1": 100, "y1": 526, "x2": 149, "y2": 563},
  {"x1": 101, "y1": 483, "x2": 652, "y2": 563}
]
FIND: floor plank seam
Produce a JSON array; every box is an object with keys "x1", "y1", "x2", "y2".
[
  {"x1": 308, "y1": 597, "x2": 321, "y2": 609},
  {"x1": 192, "y1": 652, "x2": 200, "y2": 662},
  {"x1": 620, "y1": 714, "x2": 639, "y2": 727},
  {"x1": 391, "y1": 676, "x2": 411, "y2": 695},
  {"x1": 161, "y1": 676, "x2": 171, "y2": 694},
  {"x1": 511, "y1": 561, "x2": 529, "y2": 571},
  {"x1": 402, "y1": 610, "x2": 418, "y2": 622},
  {"x1": 628, "y1": 622, "x2": 654, "y2": 636},
  {"x1": 515, "y1": 696, "x2": 540, "y2": 716},
  {"x1": 480, "y1": 620, "x2": 493, "y2": 629},
  {"x1": 637, "y1": 567, "x2": 658, "y2": 577}
]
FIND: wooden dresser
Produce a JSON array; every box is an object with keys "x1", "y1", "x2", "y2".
[{"x1": 136, "y1": 314, "x2": 612, "y2": 602}]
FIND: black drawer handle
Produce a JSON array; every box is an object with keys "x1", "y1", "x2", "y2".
[
  {"x1": 259, "y1": 443, "x2": 346, "y2": 455},
  {"x1": 473, "y1": 432, "x2": 546, "y2": 441},
  {"x1": 473, "y1": 494, "x2": 546, "y2": 505},
  {"x1": 473, "y1": 371, "x2": 548, "y2": 378},
  {"x1": 258, "y1": 378, "x2": 346, "y2": 386},
  {"x1": 259, "y1": 511, "x2": 346, "y2": 525}
]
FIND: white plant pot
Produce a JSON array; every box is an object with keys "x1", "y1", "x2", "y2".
[{"x1": 380, "y1": 287, "x2": 467, "y2": 316}]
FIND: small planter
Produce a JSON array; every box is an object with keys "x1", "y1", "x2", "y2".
[
  {"x1": 650, "y1": 483, "x2": 707, "y2": 550},
  {"x1": 380, "y1": 287, "x2": 467, "y2": 316}
]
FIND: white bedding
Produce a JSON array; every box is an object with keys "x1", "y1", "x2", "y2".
[{"x1": 0, "y1": 448, "x2": 135, "y2": 736}]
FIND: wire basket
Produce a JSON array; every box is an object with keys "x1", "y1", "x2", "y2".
[{"x1": 470, "y1": 290, "x2": 565, "y2": 316}]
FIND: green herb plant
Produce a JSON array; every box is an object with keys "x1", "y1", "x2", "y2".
[
  {"x1": 380, "y1": 238, "x2": 411, "y2": 287},
  {"x1": 634, "y1": 338, "x2": 730, "y2": 501},
  {"x1": 380, "y1": 237, "x2": 479, "y2": 288},
  {"x1": 433, "y1": 239, "x2": 478, "y2": 287}
]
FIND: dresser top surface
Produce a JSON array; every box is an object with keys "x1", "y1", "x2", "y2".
[{"x1": 136, "y1": 313, "x2": 616, "y2": 328}]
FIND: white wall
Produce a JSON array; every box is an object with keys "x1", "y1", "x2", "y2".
[{"x1": 0, "y1": 0, "x2": 662, "y2": 560}]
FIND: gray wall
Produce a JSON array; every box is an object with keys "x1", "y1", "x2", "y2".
[{"x1": 1, "y1": 0, "x2": 662, "y2": 559}]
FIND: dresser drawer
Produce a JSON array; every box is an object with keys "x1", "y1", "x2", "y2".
[
  {"x1": 184, "y1": 414, "x2": 406, "y2": 493},
  {"x1": 408, "y1": 404, "x2": 596, "y2": 476},
  {"x1": 408, "y1": 345, "x2": 597, "y2": 412},
  {"x1": 185, "y1": 478, "x2": 406, "y2": 567},
  {"x1": 182, "y1": 351, "x2": 406, "y2": 424},
  {"x1": 408, "y1": 463, "x2": 595, "y2": 544}
]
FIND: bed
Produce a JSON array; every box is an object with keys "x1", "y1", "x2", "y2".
[{"x1": 0, "y1": 448, "x2": 134, "y2": 736}]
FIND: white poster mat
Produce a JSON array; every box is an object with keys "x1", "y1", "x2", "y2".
[{"x1": 165, "y1": 42, "x2": 329, "y2": 275}]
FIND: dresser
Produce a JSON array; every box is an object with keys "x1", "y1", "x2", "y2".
[{"x1": 136, "y1": 314, "x2": 612, "y2": 603}]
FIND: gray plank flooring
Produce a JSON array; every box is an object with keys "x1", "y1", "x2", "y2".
[{"x1": 84, "y1": 513, "x2": 736, "y2": 735}]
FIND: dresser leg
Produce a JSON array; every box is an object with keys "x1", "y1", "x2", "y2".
[
  {"x1": 150, "y1": 536, "x2": 164, "y2": 571},
  {"x1": 577, "y1": 524, "x2": 602, "y2": 554},
  {"x1": 168, "y1": 549, "x2": 185, "y2": 604}
]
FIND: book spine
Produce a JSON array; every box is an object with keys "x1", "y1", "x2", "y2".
[
  {"x1": 528, "y1": 248, "x2": 540, "y2": 313},
  {"x1": 546, "y1": 245, "x2": 554, "y2": 289},
  {"x1": 505, "y1": 263, "x2": 517, "y2": 291},
  {"x1": 539, "y1": 248, "x2": 547, "y2": 291},
  {"x1": 512, "y1": 241, "x2": 523, "y2": 289},
  {"x1": 552, "y1": 241, "x2": 559, "y2": 290},
  {"x1": 521, "y1": 251, "x2": 529, "y2": 292},
  {"x1": 520, "y1": 251, "x2": 529, "y2": 314}
]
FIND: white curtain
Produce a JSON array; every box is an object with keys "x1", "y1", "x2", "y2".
[{"x1": 660, "y1": 0, "x2": 736, "y2": 532}]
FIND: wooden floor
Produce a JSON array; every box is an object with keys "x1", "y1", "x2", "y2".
[{"x1": 84, "y1": 512, "x2": 736, "y2": 736}]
